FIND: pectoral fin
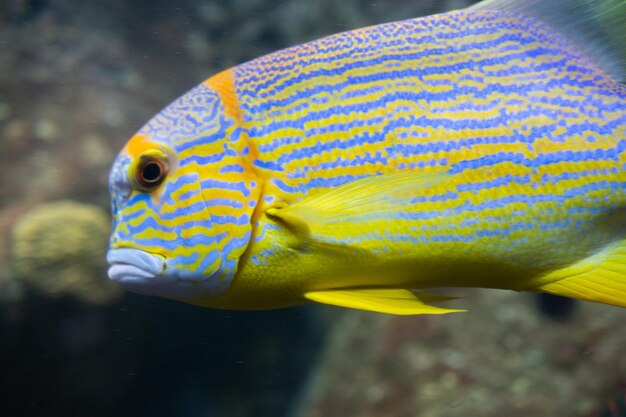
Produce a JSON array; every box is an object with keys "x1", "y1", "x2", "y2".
[
  {"x1": 527, "y1": 239, "x2": 626, "y2": 308},
  {"x1": 304, "y1": 288, "x2": 465, "y2": 315},
  {"x1": 266, "y1": 172, "x2": 448, "y2": 242}
]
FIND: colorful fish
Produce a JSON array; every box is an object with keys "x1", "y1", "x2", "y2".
[{"x1": 107, "y1": 0, "x2": 626, "y2": 315}]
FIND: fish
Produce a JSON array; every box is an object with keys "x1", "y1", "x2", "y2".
[{"x1": 106, "y1": 0, "x2": 626, "y2": 315}]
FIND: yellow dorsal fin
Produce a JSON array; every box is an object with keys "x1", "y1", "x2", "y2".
[
  {"x1": 527, "y1": 239, "x2": 626, "y2": 308},
  {"x1": 304, "y1": 288, "x2": 465, "y2": 315},
  {"x1": 266, "y1": 172, "x2": 447, "y2": 241},
  {"x1": 470, "y1": 0, "x2": 626, "y2": 84}
]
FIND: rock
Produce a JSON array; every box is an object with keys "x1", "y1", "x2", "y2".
[
  {"x1": 294, "y1": 289, "x2": 626, "y2": 417},
  {"x1": 11, "y1": 200, "x2": 121, "y2": 305}
]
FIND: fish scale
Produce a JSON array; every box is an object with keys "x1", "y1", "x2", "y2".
[
  {"x1": 223, "y1": 9, "x2": 626, "y2": 307},
  {"x1": 107, "y1": 2, "x2": 626, "y2": 314},
  {"x1": 226, "y1": 11, "x2": 626, "y2": 260}
]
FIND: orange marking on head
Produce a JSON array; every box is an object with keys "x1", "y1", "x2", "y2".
[
  {"x1": 204, "y1": 69, "x2": 243, "y2": 124},
  {"x1": 123, "y1": 134, "x2": 156, "y2": 158}
]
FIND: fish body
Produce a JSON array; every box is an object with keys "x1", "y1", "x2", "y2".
[{"x1": 108, "y1": 0, "x2": 626, "y2": 314}]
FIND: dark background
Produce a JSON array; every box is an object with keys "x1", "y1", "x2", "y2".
[
  {"x1": 0, "y1": 1, "x2": 475, "y2": 416},
  {"x1": 3, "y1": 1, "x2": 625, "y2": 417}
]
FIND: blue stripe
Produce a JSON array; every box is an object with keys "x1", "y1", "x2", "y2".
[
  {"x1": 200, "y1": 179, "x2": 251, "y2": 197},
  {"x1": 204, "y1": 198, "x2": 245, "y2": 209},
  {"x1": 247, "y1": 81, "x2": 614, "y2": 141},
  {"x1": 210, "y1": 213, "x2": 250, "y2": 226},
  {"x1": 242, "y1": 33, "x2": 556, "y2": 99},
  {"x1": 219, "y1": 164, "x2": 245, "y2": 173},
  {"x1": 161, "y1": 201, "x2": 207, "y2": 220}
]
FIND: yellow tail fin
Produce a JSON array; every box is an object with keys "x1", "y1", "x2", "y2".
[{"x1": 530, "y1": 240, "x2": 626, "y2": 308}]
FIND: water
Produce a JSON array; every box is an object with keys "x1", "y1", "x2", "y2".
[{"x1": 1, "y1": 1, "x2": 625, "y2": 416}]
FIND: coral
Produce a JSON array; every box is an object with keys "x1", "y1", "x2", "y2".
[{"x1": 11, "y1": 200, "x2": 120, "y2": 305}]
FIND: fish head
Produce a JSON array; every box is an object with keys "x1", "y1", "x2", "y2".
[{"x1": 107, "y1": 80, "x2": 261, "y2": 303}]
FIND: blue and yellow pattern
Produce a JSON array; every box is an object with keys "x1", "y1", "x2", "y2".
[{"x1": 107, "y1": 1, "x2": 626, "y2": 315}]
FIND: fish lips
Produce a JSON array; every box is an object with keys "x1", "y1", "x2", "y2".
[{"x1": 107, "y1": 248, "x2": 173, "y2": 297}]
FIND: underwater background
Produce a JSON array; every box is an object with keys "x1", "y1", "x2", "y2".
[{"x1": 1, "y1": 0, "x2": 625, "y2": 416}]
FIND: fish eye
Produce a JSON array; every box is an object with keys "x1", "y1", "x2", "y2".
[{"x1": 133, "y1": 153, "x2": 168, "y2": 192}]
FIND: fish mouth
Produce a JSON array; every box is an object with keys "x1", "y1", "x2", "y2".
[
  {"x1": 107, "y1": 248, "x2": 207, "y2": 299},
  {"x1": 107, "y1": 248, "x2": 167, "y2": 296}
]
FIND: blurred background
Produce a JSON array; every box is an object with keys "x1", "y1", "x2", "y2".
[{"x1": 1, "y1": 0, "x2": 625, "y2": 416}]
